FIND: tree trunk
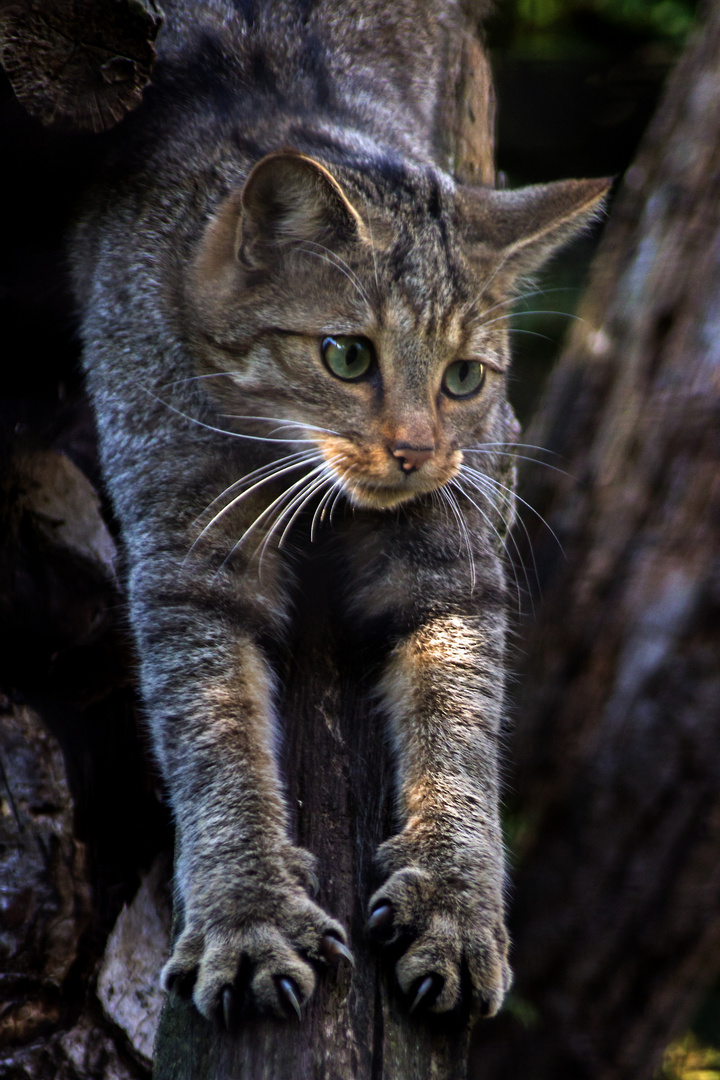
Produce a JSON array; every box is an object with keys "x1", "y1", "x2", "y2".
[
  {"x1": 471, "y1": 4, "x2": 720, "y2": 1077},
  {"x1": 151, "y1": 28, "x2": 495, "y2": 1080}
]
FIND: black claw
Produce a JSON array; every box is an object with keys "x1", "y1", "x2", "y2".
[
  {"x1": 167, "y1": 969, "x2": 196, "y2": 1000},
  {"x1": 307, "y1": 870, "x2": 320, "y2": 897},
  {"x1": 277, "y1": 977, "x2": 302, "y2": 1021},
  {"x1": 321, "y1": 933, "x2": 355, "y2": 969},
  {"x1": 222, "y1": 985, "x2": 237, "y2": 1032},
  {"x1": 409, "y1": 973, "x2": 442, "y2": 1014},
  {"x1": 367, "y1": 903, "x2": 394, "y2": 940},
  {"x1": 476, "y1": 994, "x2": 494, "y2": 1018}
]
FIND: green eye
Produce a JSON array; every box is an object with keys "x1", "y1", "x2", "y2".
[
  {"x1": 321, "y1": 336, "x2": 374, "y2": 380},
  {"x1": 442, "y1": 360, "x2": 486, "y2": 399}
]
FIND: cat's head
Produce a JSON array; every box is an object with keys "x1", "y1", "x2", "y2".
[{"x1": 187, "y1": 150, "x2": 609, "y2": 510}]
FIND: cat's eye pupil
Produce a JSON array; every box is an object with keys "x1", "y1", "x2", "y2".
[
  {"x1": 322, "y1": 335, "x2": 373, "y2": 381},
  {"x1": 442, "y1": 359, "x2": 485, "y2": 399}
]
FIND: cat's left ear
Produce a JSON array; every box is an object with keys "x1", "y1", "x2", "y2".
[{"x1": 459, "y1": 177, "x2": 612, "y2": 282}]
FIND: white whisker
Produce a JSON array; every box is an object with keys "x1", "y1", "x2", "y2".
[
  {"x1": 298, "y1": 239, "x2": 372, "y2": 307},
  {"x1": 255, "y1": 457, "x2": 343, "y2": 573},
  {"x1": 449, "y1": 477, "x2": 525, "y2": 612},
  {"x1": 191, "y1": 449, "x2": 319, "y2": 529},
  {"x1": 311, "y1": 477, "x2": 341, "y2": 541},
  {"x1": 461, "y1": 446, "x2": 572, "y2": 479},
  {"x1": 456, "y1": 469, "x2": 538, "y2": 610},
  {"x1": 185, "y1": 452, "x2": 322, "y2": 562},
  {"x1": 277, "y1": 470, "x2": 338, "y2": 550},
  {"x1": 475, "y1": 309, "x2": 582, "y2": 331},
  {"x1": 139, "y1": 388, "x2": 318, "y2": 444},
  {"x1": 328, "y1": 467, "x2": 352, "y2": 524},
  {"x1": 162, "y1": 371, "x2": 239, "y2": 387},
  {"x1": 468, "y1": 286, "x2": 577, "y2": 326},
  {"x1": 220, "y1": 415, "x2": 341, "y2": 437},
  {"x1": 461, "y1": 464, "x2": 565, "y2": 559},
  {"x1": 296, "y1": 244, "x2": 372, "y2": 309},
  {"x1": 475, "y1": 246, "x2": 515, "y2": 305},
  {"x1": 217, "y1": 459, "x2": 332, "y2": 572},
  {"x1": 461, "y1": 441, "x2": 560, "y2": 455},
  {"x1": 440, "y1": 484, "x2": 477, "y2": 593},
  {"x1": 362, "y1": 199, "x2": 381, "y2": 296}
]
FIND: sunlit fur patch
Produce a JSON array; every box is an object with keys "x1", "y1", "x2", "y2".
[{"x1": 314, "y1": 434, "x2": 462, "y2": 510}]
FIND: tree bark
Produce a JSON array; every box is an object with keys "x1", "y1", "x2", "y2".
[{"x1": 470, "y1": 4, "x2": 720, "y2": 1078}]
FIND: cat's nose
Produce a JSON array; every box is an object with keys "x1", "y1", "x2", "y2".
[{"x1": 392, "y1": 443, "x2": 435, "y2": 473}]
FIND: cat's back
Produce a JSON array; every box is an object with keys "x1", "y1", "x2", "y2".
[{"x1": 123, "y1": 0, "x2": 488, "y2": 170}]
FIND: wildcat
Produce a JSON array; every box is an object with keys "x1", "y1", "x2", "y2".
[{"x1": 71, "y1": 0, "x2": 608, "y2": 1029}]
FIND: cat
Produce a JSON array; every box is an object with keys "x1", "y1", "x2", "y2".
[{"x1": 71, "y1": 0, "x2": 608, "y2": 1029}]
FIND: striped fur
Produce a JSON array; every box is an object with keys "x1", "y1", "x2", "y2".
[{"x1": 72, "y1": 0, "x2": 608, "y2": 1023}]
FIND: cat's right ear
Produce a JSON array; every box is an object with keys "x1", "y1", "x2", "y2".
[
  {"x1": 237, "y1": 151, "x2": 367, "y2": 268},
  {"x1": 192, "y1": 152, "x2": 367, "y2": 296}
]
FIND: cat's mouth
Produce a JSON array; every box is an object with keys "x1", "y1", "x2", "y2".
[{"x1": 315, "y1": 435, "x2": 460, "y2": 511}]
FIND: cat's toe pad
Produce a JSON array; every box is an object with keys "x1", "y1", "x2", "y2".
[
  {"x1": 162, "y1": 894, "x2": 350, "y2": 1026},
  {"x1": 367, "y1": 866, "x2": 511, "y2": 1016}
]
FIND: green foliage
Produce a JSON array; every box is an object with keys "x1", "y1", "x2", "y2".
[
  {"x1": 659, "y1": 1033, "x2": 720, "y2": 1079},
  {"x1": 509, "y1": 0, "x2": 696, "y2": 39},
  {"x1": 657, "y1": 987, "x2": 720, "y2": 1079}
]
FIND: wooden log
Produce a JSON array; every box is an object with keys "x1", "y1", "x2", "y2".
[{"x1": 0, "y1": 0, "x2": 162, "y2": 132}]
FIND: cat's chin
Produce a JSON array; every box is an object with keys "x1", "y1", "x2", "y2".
[{"x1": 345, "y1": 483, "x2": 428, "y2": 511}]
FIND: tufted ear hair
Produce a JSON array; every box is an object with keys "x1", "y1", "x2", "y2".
[
  {"x1": 459, "y1": 176, "x2": 612, "y2": 283},
  {"x1": 237, "y1": 150, "x2": 367, "y2": 268}
]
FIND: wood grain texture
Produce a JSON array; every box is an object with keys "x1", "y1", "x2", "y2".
[{"x1": 0, "y1": 0, "x2": 162, "y2": 131}]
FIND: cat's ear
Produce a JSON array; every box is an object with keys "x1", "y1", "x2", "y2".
[
  {"x1": 460, "y1": 177, "x2": 612, "y2": 282},
  {"x1": 237, "y1": 151, "x2": 366, "y2": 267}
]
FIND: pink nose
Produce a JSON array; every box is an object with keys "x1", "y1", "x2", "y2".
[{"x1": 392, "y1": 444, "x2": 435, "y2": 472}]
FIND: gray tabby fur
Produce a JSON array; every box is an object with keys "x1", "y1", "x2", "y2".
[{"x1": 71, "y1": 0, "x2": 608, "y2": 1025}]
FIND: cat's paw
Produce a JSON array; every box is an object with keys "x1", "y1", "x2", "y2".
[
  {"x1": 162, "y1": 851, "x2": 351, "y2": 1027},
  {"x1": 367, "y1": 864, "x2": 511, "y2": 1017}
]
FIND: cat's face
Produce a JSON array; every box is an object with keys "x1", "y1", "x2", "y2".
[{"x1": 187, "y1": 152, "x2": 608, "y2": 511}]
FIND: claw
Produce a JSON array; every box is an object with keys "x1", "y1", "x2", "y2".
[
  {"x1": 321, "y1": 933, "x2": 355, "y2": 969},
  {"x1": 367, "y1": 903, "x2": 394, "y2": 939},
  {"x1": 307, "y1": 869, "x2": 320, "y2": 897},
  {"x1": 166, "y1": 969, "x2": 196, "y2": 1000},
  {"x1": 222, "y1": 985, "x2": 237, "y2": 1032},
  {"x1": 278, "y1": 977, "x2": 302, "y2": 1021},
  {"x1": 410, "y1": 974, "x2": 440, "y2": 1014},
  {"x1": 477, "y1": 994, "x2": 494, "y2": 1018}
]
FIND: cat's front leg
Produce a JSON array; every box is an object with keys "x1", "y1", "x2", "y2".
[
  {"x1": 367, "y1": 610, "x2": 512, "y2": 1017},
  {"x1": 135, "y1": 576, "x2": 350, "y2": 1025}
]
